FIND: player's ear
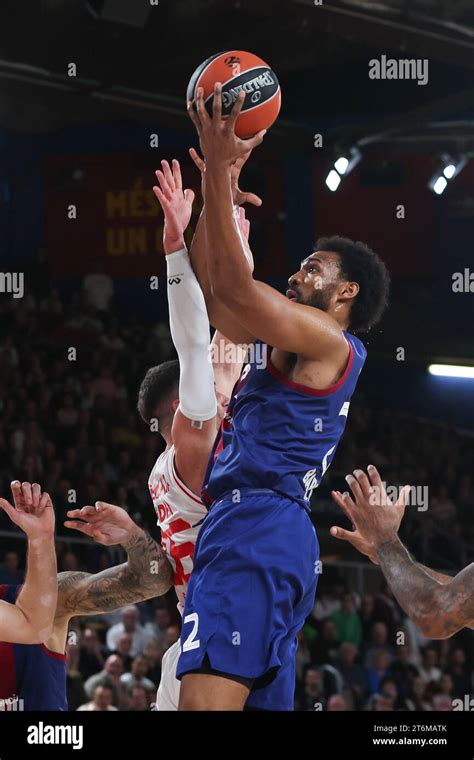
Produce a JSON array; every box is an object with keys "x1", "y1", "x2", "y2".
[
  {"x1": 338, "y1": 280, "x2": 359, "y2": 304},
  {"x1": 172, "y1": 398, "x2": 179, "y2": 413}
]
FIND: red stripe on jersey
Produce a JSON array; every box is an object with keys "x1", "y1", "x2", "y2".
[
  {"x1": 266, "y1": 340, "x2": 354, "y2": 397},
  {"x1": 171, "y1": 459, "x2": 203, "y2": 505},
  {"x1": 39, "y1": 644, "x2": 67, "y2": 661},
  {"x1": 0, "y1": 642, "x2": 17, "y2": 700}
]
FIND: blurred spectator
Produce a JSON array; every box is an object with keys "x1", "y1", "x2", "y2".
[
  {"x1": 77, "y1": 684, "x2": 118, "y2": 712},
  {"x1": 78, "y1": 628, "x2": 105, "y2": 680},
  {"x1": 366, "y1": 650, "x2": 392, "y2": 696},
  {"x1": 120, "y1": 655, "x2": 156, "y2": 695},
  {"x1": 327, "y1": 694, "x2": 349, "y2": 711},
  {"x1": 129, "y1": 685, "x2": 151, "y2": 712},
  {"x1": 144, "y1": 607, "x2": 173, "y2": 648},
  {"x1": 334, "y1": 642, "x2": 368, "y2": 709},
  {"x1": 406, "y1": 676, "x2": 432, "y2": 711},
  {"x1": 0, "y1": 551, "x2": 22, "y2": 584},
  {"x1": 419, "y1": 646, "x2": 442, "y2": 685},
  {"x1": 66, "y1": 645, "x2": 88, "y2": 712},
  {"x1": 83, "y1": 262, "x2": 114, "y2": 313},
  {"x1": 106, "y1": 606, "x2": 147, "y2": 657},
  {"x1": 330, "y1": 592, "x2": 363, "y2": 648},
  {"x1": 447, "y1": 648, "x2": 471, "y2": 698},
  {"x1": 83, "y1": 655, "x2": 129, "y2": 710},
  {"x1": 112, "y1": 633, "x2": 134, "y2": 672}
]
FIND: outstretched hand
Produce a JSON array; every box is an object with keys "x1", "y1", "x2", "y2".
[
  {"x1": 0, "y1": 481, "x2": 55, "y2": 539},
  {"x1": 65, "y1": 502, "x2": 143, "y2": 547},
  {"x1": 153, "y1": 159, "x2": 195, "y2": 254},
  {"x1": 330, "y1": 466, "x2": 411, "y2": 564}
]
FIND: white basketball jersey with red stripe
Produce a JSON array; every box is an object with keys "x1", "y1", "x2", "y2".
[{"x1": 148, "y1": 445, "x2": 207, "y2": 614}]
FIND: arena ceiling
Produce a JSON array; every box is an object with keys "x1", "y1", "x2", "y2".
[{"x1": 0, "y1": 0, "x2": 472, "y2": 142}]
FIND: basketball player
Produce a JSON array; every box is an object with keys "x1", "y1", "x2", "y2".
[
  {"x1": 0, "y1": 482, "x2": 172, "y2": 710},
  {"x1": 0, "y1": 481, "x2": 57, "y2": 645},
  {"x1": 132, "y1": 158, "x2": 252, "y2": 709},
  {"x1": 331, "y1": 465, "x2": 474, "y2": 639},
  {"x1": 173, "y1": 84, "x2": 390, "y2": 710}
]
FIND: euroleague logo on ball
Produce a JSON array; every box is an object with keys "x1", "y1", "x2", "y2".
[{"x1": 186, "y1": 50, "x2": 281, "y2": 137}]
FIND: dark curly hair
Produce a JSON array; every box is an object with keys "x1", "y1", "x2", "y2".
[
  {"x1": 315, "y1": 235, "x2": 390, "y2": 333},
  {"x1": 137, "y1": 359, "x2": 179, "y2": 425}
]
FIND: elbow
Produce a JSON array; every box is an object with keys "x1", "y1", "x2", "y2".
[{"x1": 415, "y1": 613, "x2": 454, "y2": 640}]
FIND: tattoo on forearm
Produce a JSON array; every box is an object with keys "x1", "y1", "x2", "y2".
[
  {"x1": 376, "y1": 538, "x2": 474, "y2": 637},
  {"x1": 57, "y1": 532, "x2": 173, "y2": 617}
]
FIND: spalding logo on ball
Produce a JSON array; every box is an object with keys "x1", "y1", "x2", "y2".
[{"x1": 187, "y1": 50, "x2": 281, "y2": 138}]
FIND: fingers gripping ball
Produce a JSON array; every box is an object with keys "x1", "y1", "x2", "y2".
[{"x1": 187, "y1": 50, "x2": 281, "y2": 138}]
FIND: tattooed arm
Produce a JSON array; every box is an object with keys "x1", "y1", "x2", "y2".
[
  {"x1": 330, "y1": 466, "x2": 474, "y2": 639},
  {"x1": 58, "y1": 504, "x2": 173, "y2": 618},
  {"x1": 376, "y1": 537, "x2": 474, "y2": 639}
]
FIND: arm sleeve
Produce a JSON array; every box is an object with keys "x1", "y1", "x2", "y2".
[{"x1": 166, "y1": 247, "x2": 217, "y2": 422}]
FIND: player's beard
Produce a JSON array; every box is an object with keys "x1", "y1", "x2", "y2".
[{"x1": 298, "y1": 285, "x2": 334, "y2": 312}]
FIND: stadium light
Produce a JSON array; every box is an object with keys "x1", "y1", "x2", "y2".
[
  {"x1": 325, "y1": 169, "x2": 341, "y2": 192},
  {"x1": 325, "y1": 146, "x2": 361, "y2": 191},
  {"x1": 428, "y1": 364, "x2": 474, "y2": 379},
  {"x1": 428, "y1": 154, "x2": 468, "y2": 195}
]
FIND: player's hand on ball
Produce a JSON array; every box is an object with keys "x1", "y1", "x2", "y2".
[
  {"x1": 65, "y1": 502, "x2": 144, "y2": 546},
  {"x1": 189, "y1": 146, "x2": 262, "y2": 207},
  {"x1": 188, "y1": 84, "x2": 266, "y2": 168},
  {"x1": 153, "y1": 159, "x2": 195, "y2": 254},
  {"x1": 0, "y1": 481, "x2": 55, "y2": 539}
]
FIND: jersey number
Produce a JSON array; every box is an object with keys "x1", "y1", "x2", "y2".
[{"x1": 182, "y1": 612, "x2": 200, "y2": 652}]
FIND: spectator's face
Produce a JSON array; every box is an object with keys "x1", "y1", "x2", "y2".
[
  {"x1": 450, "y1": 649, "x2": 465, "y2": 667},
  {"x1": 94, "y1": 686, "x2": 112, "y2": 710},
  {"x1": 304, "y1": 670, "x2": 321, "y2": 696},
  {"x1": 342, "y1": 593, "x2": 355, "y2": 613},
  {"x1": 328, "y1": 695, "x2": 347, "y2": 711},
  {"x1": 83, "y1": 629, "x2": 99, "y2": 650},
  {"x1": 381, "y1": 680, "x2": 397, "y2": 699},
  {"x1": 440, "y1": 674, "x2": 453, "y2": 694},
  {"x1": 362, "y1": 594, "x2": 374, "y2": 615},
  {"x1": 412, "y1": 677, "x2": 425, "y2": 698},
  {"x1": 373, "y1": 650, "x2": 390, "y2": 672},
  {"x1": 155, "y1": 609, "x2": 171, "y2": 629},
  {"x1": 424, "y1": 649, "x2": 437, "y2": 668},
  {"x1": 374, "y1": 696, "x2": 394, "y2": 711},
  {"x1": 105, "y1": 656, "x2": 122, "y2": 677},
  {"x1": 396, "y1": 646, "x2": 410, "y2": 663},
  {"x1": 131, "y1": 688, "x2": 149, "y2": 711},
  {"x1": 117, "y1": 634, "x2": 132, "y2": 655},
  {"x1": 63, "y1": 552, "x2": 78, "y2": 571},
  {"x1": 122, "y1": 609, "x2": 138, "y2": 632},
  {"x1": 4, "y1": 552, "x2": 19, "y2": 571},
  {"x1": 132, "y1": 657, "x2": 148, "y2": 679},
  {"x1": 372, "y1": 622, "x2": 388, "y2": 645},
  {"x1": 323, "y1": 620, "x2": 337, "y2": 640},
  {"x1": 164, "y1": 625, "x2": 180, "y2": 647},
  {"x1": 340, "y1": 643, "x2": 357, "y2": 666},
  {"x1": 433, "y1": 696, "x2": 452, "y2": 711}
]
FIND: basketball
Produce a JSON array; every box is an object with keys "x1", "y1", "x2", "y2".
[{"x1": 186, "y1": 50, "x2": 281, "y2": 138}]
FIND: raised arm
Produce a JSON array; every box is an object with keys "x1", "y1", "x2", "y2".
[
  {"x1": 330, "y1": 466, "x2": 474, "y2": 638},
  {"x1": 60, "y1": 503, "x2": 173, "y2": 617},
  {"x1": 186, "y1": 148, "x2": 259, "y2": 345},
  {"x1": 153, "y1": 159, "x2": 247, "y2": 494},
  {"x1": 0, "y1": 482, "x2": 57, "y2": 644},
  {"x1": 189, "y1": 85, "x2": 348, "y2": 362}
]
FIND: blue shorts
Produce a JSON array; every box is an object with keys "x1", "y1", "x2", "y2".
[{"x1": 176, "y1": 489, "x2": 319, "y2": 710}]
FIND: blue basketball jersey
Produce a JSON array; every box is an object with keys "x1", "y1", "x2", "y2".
[
  {"x1": 202, "y1": 333, "x2": 366, "y2": 511},
  {"x1": 0, "y1": 584, "x2": 67, "y2": 711}
]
